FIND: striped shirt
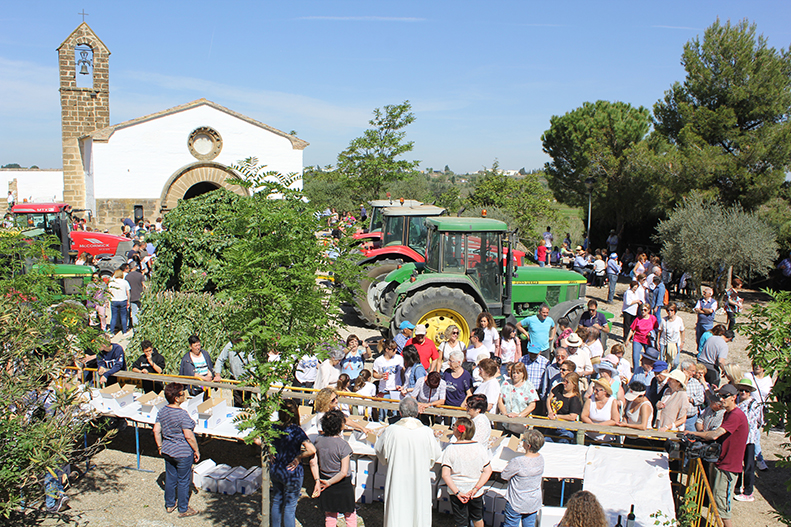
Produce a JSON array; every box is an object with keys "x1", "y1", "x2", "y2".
[{"x1": 156, "y1": 405, "x2": 195, "y2": 458}]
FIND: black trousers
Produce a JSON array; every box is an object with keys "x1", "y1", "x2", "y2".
[
  {"x1": 735, "y1": 443, "x2": 756, "y2": 495},
  {"x1": 450, "y1": 494, "x2": 483, "y2": 527}
]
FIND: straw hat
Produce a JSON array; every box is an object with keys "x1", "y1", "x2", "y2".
[
  {"x1": 666, "y1": 369, "x2": 687, "y2": 390},
  {"x1": 591, "y1": 378, "x2": 613, "y2": 396}
]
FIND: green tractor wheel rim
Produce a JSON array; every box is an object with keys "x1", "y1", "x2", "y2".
[{"x1": 418, "y1": 308, "x2": 472, "y2": 348}]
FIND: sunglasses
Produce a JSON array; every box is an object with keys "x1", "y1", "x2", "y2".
[
  {"x1": 738, "y1": 389, "x2": 750, "y2": 394},
  {"x1": 331, "y1": 397, "x2": 338, "y2": 402},
  {"x1": 560, "y1": 368, "x2": 572, "y2": 372}
]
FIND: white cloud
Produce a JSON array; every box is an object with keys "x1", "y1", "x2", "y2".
[
  {"x1": 296, "y1": 16, "x2": 426, "y2": 22},
  {"x1": 118, "y1": 70, "x2": 371, "y2": 130}
]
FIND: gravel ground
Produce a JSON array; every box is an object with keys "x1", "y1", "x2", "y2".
[{"x1": 14, "y1": 279, "x2": 790, "y2": 526}]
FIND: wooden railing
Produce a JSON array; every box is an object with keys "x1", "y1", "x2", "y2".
[{"x1": 103, "y1": 370, "x2": 679, "y2": 445}]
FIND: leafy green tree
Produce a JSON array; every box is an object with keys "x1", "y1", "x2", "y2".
[
  {"x1": 0, "y1": 233, "x2": 111, "y2": 518},
  {"x1": 468, "y1": 160, "x2": 559, "y2": 243},
  {"x1": 214, "y1": 161, "x2": 359, "y2": 527},
  {"x1": 336, "y1": 101, "x2": 421, "y2": 201},
  {"x1": 542, "y1": 100, "x2": 652, "y2": 239},
  {"x1": 654, "y1": 193, "x2": 778, "y2": 296},
  {"x1": 742, "y1": 289, "x2": 791, "y2": 517},
  {"x1": 653, "y1": 18, "x2": 791, "y2": 210},
  {"x1": 444, "y1": 165, "x2": 451, "y2": 174}
]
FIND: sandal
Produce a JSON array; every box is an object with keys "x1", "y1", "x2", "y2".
[
  {"x1": 166, "y1": 505, "x2": 177, "y2": 513},
  {"x1": 178, "y1": 507, "x2": 199, "y2": 518}
]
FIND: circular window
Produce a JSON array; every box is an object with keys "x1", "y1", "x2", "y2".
[{"x1": 187, "y1": 127, "x2": 222, "y2": 160}]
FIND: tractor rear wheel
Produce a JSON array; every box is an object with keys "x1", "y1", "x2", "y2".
[
  {"x1": 353, "y1": 259, "x2": 402, "y2": 327},
  {"x1": 394, "y1": 286, "x2": 482, "y2": 345}
]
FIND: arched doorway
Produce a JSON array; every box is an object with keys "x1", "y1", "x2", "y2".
[{"x1": 160, "y1": 162, "x2": 248, "y2": 212}]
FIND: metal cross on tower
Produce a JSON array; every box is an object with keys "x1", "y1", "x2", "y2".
[{"x1": 78, "y1": 10, "x2": 89, "y2": 22}]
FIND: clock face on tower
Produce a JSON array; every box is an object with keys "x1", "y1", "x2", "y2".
[{"x1": 187, "y1": 126, "x2": 223, "y2": 161}]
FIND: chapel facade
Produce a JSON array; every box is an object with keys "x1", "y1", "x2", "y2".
[{"x1": 56, "y1": 22, "x2": 307, "y2": 232}]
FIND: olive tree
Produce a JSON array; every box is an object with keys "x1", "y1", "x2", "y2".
[
  {"x1": 0, "y1": 233, "x2": 111, "y2": 519},
  {"x1": 654, "y1": 194, "x2": 777, "y2": 296}
]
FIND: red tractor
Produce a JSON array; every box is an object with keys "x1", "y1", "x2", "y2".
[
  {"x1": 351, "y1": 198, "x2": 423, "y2": 251},
  {"x1": 354, "y1": 204, "x2": 446, "y2": 325},
  {"x1": 10, "y1": 203, "x2": 132, "y2": 276}
]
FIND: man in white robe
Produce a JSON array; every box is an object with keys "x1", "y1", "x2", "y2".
[{"x1": 375, "y1": 397, "x2": 441, "y2": 527}]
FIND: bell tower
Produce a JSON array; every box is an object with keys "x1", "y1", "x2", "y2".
[{"x1": 57, "y1": 22, "x2": 110, "y2": 209}]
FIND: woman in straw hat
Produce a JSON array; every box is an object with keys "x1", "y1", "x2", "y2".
[{"x1": 656, "y1": 369, "x2": 690, "y2": 431}]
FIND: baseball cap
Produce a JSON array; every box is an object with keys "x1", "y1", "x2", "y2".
[
  {"x1": 717, "y1": 384, "x2": 738, "y2": 398},
  {"x1": 652, "y1": 360, "x2": 669, "y2": 373},
  {"x1": 414, "y1": 324, "x2": 427, "y2": 336},
  {"x1": 399, "y1": 320, "x2": 415, "y2": 330}
]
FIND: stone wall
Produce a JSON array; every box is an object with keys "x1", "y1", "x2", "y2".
[
  {"x1": 94, "y1": 198, "x2": 160, "y2": 234},
  {"x1": 58, "y1": 23, "x2": 110, "y2": 210}
]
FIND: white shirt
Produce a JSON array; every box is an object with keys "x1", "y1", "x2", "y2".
[
  {"x1": 499, "y1": 338, "x2": 518, "y2": 363},
  {"x1": 622, "y1": 289, "x2": 640, "y2": 316},
  {"x1": 568, "y1": 348, "x2": 592, "y2": 375},
  {"x1": 373, "y1": 354, "x2": 404, "y2": 392},
  {"x1": 583, "y1": 339, "x2": 603, "y2": 359},
  {"x1": 747, "y1": 373, "x2": 773, "y2": 404},
  {"x1": 660, "y1": 316, "x2": 685, "y2": 346},
  {"x1": 108, "y1": 278, "x2": 130, "y2": 302},
  {"x1": 466, "y1": 344, "x2": 487, "y2": 363},
  {"x1": 481, "y1": 327, "x2": 500, "y2": 354},
  {"x1": 474, "y1": 378, "x2": 501, "y2": 414}
]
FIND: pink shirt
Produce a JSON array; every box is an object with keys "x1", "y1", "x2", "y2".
[{"x1": 630, "y1": 315, "x2": 658, "y2": 345}]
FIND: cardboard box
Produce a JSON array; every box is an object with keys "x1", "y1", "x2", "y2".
[
  {"x1": 203, "y1": 464, "x2": 233, "y2": 493},
  {"x1": 431, "y1": 424, "x2": 453, "y2": 443},
  {"x1": 197, "y1": 398, "x2": 228, "y2": 429},
  {"x1": 372, "y1": 488, "x2": 385, "y2": 502},
  {"x1": 539, "y1": 506, "x2": 566, "y2": 527},
  {"x1": 237, "y1": 467, "x2": 263, "y2": 495},
  {"x1": 353, "y1": 455, "x2": 376, "y2": 503},
  {"x1": 193, "y1": 459, "x2": 217, "y2": 490},
  {"x1": 373, "y1": 472, "x2": 386, "y2": 490},
  {"x1": 217, "y1": 466, "x2": 249, "y2": 495},
  {"x1": 137, "y1": 391, "x2": 166, "y2": 419},
  {"x1": 181, "y1": 392, "x2": 204, "y2": 422},
  {"x1": 99, "y1": 383, "x2": 135, "y2": 412}
]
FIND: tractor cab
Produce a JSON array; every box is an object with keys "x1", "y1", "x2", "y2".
[
  {"x1": 381, "y1": 204, "x2": 446, "y2": 257},
  {"x1": 352, "y1": 198, "x2": 423, "y2": 249},
  {"x1": 424, "y1": 217, "x2": 506, "y2": 307}
]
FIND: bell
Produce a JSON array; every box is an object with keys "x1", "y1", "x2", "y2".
[{"x1": 79, "y1": 63, "x2": 90, "y2": 75}]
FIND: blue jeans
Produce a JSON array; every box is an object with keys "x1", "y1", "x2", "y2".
[
  {"x1": 504, "y1": 500, "x2": 537, "y2": 527},
  {"x1": 164, "y1": 455, "x2": 193, "y2": 513},
  {"x1": 685, "y1": 413, "x2": 698, "y2": 433},
  {"x1": 607, "y1": 273, "x2": 618, "y2": 302},
  {"x1": 109, "y1": 301, "x2": 128, "y2": 334},
  {"x1": 44, "y1": 470, "x2": 64, "y2": 509},
  {"x1": 271, "y1": 475, "x2": 302, "y2": 527},
  {"x1": 632, "y1": 341, "x2": 647, "y2": 370}
]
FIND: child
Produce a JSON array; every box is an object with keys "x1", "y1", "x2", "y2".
[
  {"x1": 313, "y1": 410, "x2": 357, "y2": 526},
  {"x1": 553, "y1": 317, "x2": 572, "y2": 349},
  {"x1": 501, "y1": 430, "x2": 545, "y2": 527},
  {"x1": 497, "y1": 323, "x2": 521, "y2": 372},
  {"x1": 335, "y1": 374, "x2": 351, "y2": 415},
  {"x1": 352, "y1": 370, "x2": 376, "y2": 418}
]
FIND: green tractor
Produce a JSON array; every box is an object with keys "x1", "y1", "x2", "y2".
[{"x1": 375, "y1": 217, "x2": 594, "y2": 345}]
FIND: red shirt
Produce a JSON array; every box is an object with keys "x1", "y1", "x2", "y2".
[
  {"x1": 537, "y1": 245, "x2": 547, "y2": 261},
  {"x1": 716, "y1": 406, "x2": 748, "y2": 473},
  {"x1": 405, "y1": 337, "x2": 439, "y2": 370}
]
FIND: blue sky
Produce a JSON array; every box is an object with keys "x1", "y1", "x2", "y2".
[{"x1": 1, "y1": 1, "x2": 789, "y2": 173}]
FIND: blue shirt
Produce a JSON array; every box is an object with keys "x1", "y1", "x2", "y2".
[
  {"x1": 519, "y1": 353, "x2": 548, "y2": 394},
  {"x1": 630, "y1": 367, "x2": 655, "y2": 387},
  {"x1": 394, "y1": 332, "x2": 409, "y2": 354},
  {"x1": 519, "y1": 315, "x2": 555, "y2": 354},
  {"x1": 271, "y1": 424, "x2": 309, "y2": 484},
  {"x1": 341, "y1": 350, "x2": 365, "y2": 380},
  {"x1": 156, "y1": 405, "x2": 195, "y2": 459},
  {"x1": 607, "y1": 259, "x2": 621, "y2": 275}
]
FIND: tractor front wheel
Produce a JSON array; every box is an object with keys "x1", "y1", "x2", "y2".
[
  {"x1": 353, "y1": 259, "x2": 402, "y2": 327},
  {"x1": 393, "y1": 286, "x2": 482, "y2": 346}
]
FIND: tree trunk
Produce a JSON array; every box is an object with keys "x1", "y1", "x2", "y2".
[{"x1": 260, "y1": 450, "x2": 270, "y2": 527}]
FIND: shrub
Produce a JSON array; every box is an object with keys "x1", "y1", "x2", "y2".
[{"x1": 127, "y1": 290, "x2": 238, "y2": 374}]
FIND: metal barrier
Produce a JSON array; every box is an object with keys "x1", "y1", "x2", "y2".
[{"x1": 685, "y1": 457, "x2": 724, "y2": 527}]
